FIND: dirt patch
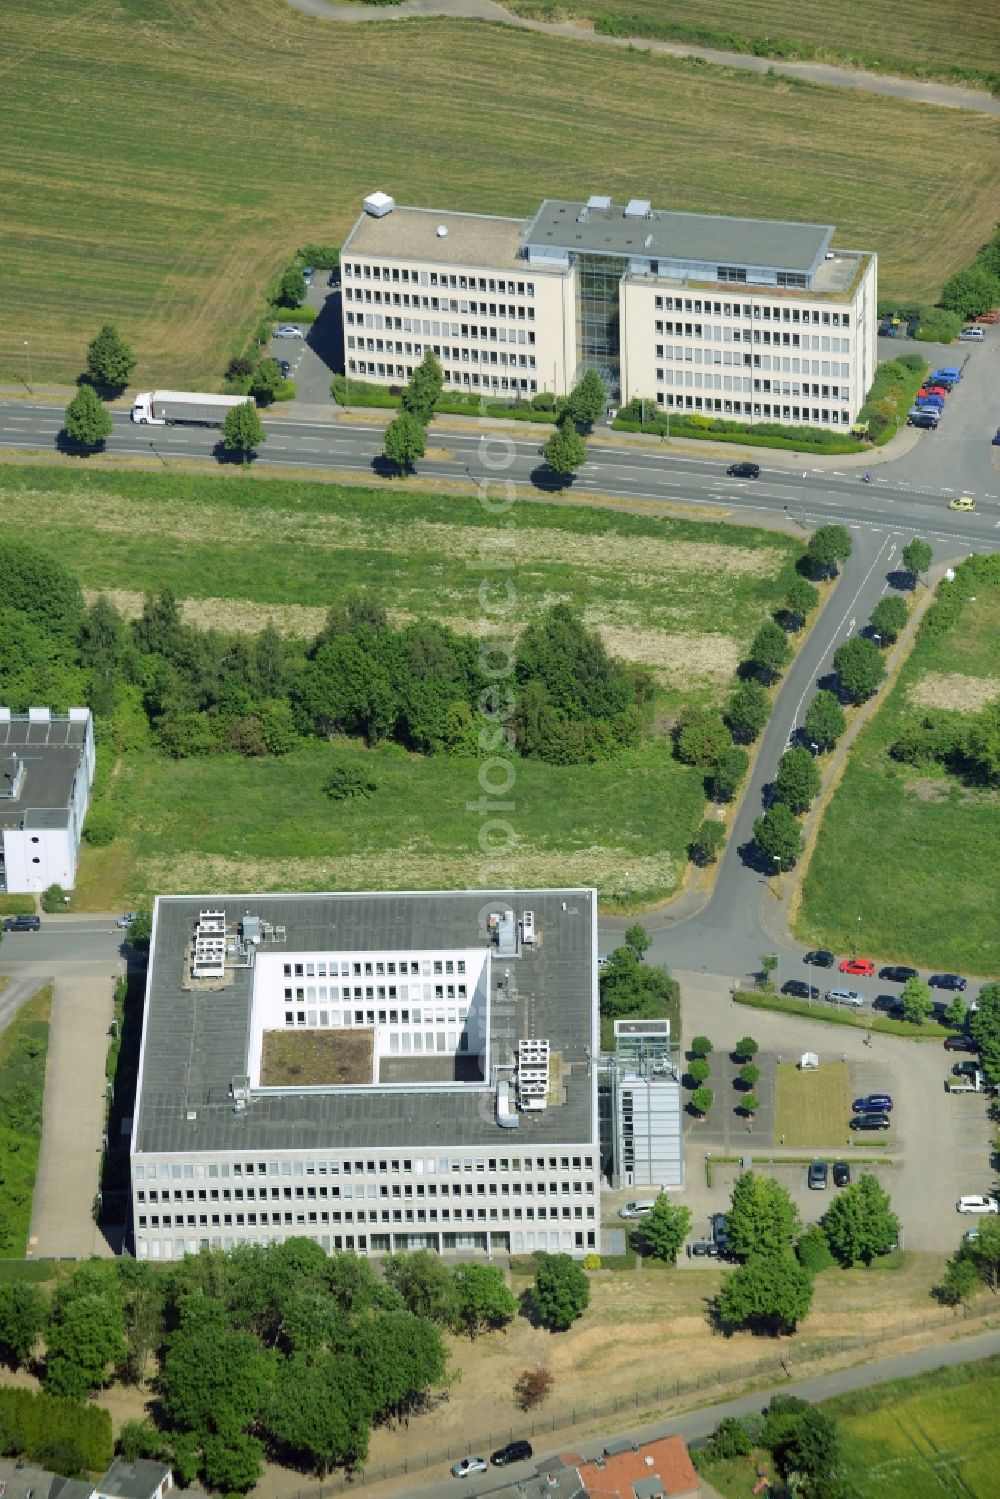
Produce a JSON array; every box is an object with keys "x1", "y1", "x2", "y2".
[
  {"x1": 908, "y1": 671, "x2": 1000, "y2": 714},
  {"x1": 260, "y1": 1028, "x2": 374, "y2": 1087},
  {"x1": 595, "y1": 626, "x2": 740, "y2": 683},
  {"x1": 83, "y1": 588, "x2": 327, "y2": 639}
]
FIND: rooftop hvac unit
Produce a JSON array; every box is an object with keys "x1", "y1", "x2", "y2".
[
  {"x1": 517, "y1": 1037, "x2": 550, "y2": 1112},
  {"x1": 241, "y1": 914, "x2": 262, "y2": 945},
  {"x1": 496, "y1": 1080, "x2": 519, "y2": 1129},
  {"x1": 363, "y1": 191, "x2": 395, "y2": 218},
  {"x1": 625, "y1": 198, "x2": 652, "y2": 218},
  {"x1": 587, "y1": 194, "x2": 612, "y2": 211}
]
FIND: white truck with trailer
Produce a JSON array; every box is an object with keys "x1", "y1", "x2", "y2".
[{"x1": 131, "y1": 391, "x2": 251, "y2": 427}]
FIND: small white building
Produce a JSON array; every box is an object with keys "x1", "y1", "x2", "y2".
[{"x1": 0, "y1": 707, "x2": 95, "y2": 893}]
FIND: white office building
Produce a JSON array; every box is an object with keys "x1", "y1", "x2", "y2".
[
  {"x1": 0, "y1": 707, "x2": 95, "y2": 894},
  {"x1": 130, "y1": 889, "x2": 601, "y2": 1263},
  {"x1": 341, "y1": 191, "x2": 877, "y2": 431}
]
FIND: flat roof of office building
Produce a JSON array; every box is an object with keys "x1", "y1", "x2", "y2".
[
  {"x1": 344, "y1": 204, "x2": 529, "y2": 270},
  {"x1": 133, "y1": 889, "x2": 597, "y2": 1156},
  {"x1": 0, "y1": 712, "x2": 89, "y2": 831},
  {"x1": 525, "y1": 198, "x2": 833, "y2": 273}
]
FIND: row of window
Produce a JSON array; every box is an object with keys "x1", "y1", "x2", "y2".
[
  {"x1": 349, "y1": 361, "x2": 538, "y2": 394},
  {"x1": 345, "y1": 287, "x2": 536, "y2": 321},
  {"x1": 654, "y1": 296, "x2": 850, "y2": 326},
  {"x1": 136, "y1": 1154, "x2": 595, "y2": 1181},
  {"x1": 138, "y1": 1203, "x2": 593, "y2": 1230},
  {"x1": 139, "y1": 1229, "x2": 597, "y2": 1260},
  {"x1": 348, "y1": 315, "x2": 537, "y2": 347},
  {"x1": 656, "y1": 392, "x2": 851, "y2": 424},
  {"x1": 139, "y1": 1176, "x2": 592, "y2": 1204},
  {"x1": 283, "y1": 987, "x2": 467, "y2": 1005},
  {"x1": 349, "y1": 343, "x2": 536, "y2": 370},
  {"x1": 657, "y1": 354, "x2": 851, "y2": 380},
  {"x1": 283, "y1": 956, "x2": 467, "y2": 979},
  {"x1": 655, "y1": 322, "x2": 850, "y2": 353},
  {"x1": 346, "y1": 262, "x2": 536, "y2": 297}
]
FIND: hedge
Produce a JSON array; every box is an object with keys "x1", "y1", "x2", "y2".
[
  {"x1": 732, "y1": 989, "x2": 951, "y2": 1039},
  {"x1": 0, "y1": 1386, "x2": 113, "y2": 1471},
  {"x1": 296, "y1": 242, "x2": 340, "y2": 268},
  {"x1": 331, "y1": 375, "x2": 558, "y2": 423},
  {"x1": 269, "y1": 304, "x2": 317, "y2": 324},
  {"x1": 611, "y1": 415, "x2": 861, "y2": 455}
]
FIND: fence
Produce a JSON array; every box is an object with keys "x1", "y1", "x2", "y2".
[{"x1": 282, "y1": 1305, "x2": 999, "y2": 1493}]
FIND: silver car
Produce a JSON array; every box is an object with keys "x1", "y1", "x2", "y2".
[
  {"x1": 826, "y1": 987, "x2": 864, "y2": 1007},
  {"x1": 273, "y1": 324, "x2": 304, "y2": 339}
]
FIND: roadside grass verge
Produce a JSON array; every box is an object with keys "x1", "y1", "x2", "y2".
[
  {"x1": 774, "y1": 1059, "x2": 849, "y2": 1146},
  {"x1": 0, "y1": 986, "x2": 52, "y2": 1256},
  {"x1": 733, "y1": 990, "x2": 952, "y2": 1040},
  {"x1": 2, "y1": 1, "x2": 999, "y2": 386},
  {"x1": 797, "y1": 561, "x2": 1000, "y2": 974},
  {"x1": 0, "y1": 895, "x2": 36, "y2": 917}
]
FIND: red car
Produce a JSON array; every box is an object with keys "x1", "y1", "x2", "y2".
[
  {"x1": 839, "y1": 957, "x2": 876, "y2": 976},
  {"x1": 917, "y1": 387, "x2": 947, "y2": 399}
]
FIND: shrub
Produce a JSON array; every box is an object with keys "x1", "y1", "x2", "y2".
[
  {"x1": 82, "y1": 806, "x2": 118, "y2": 846},
  {"x1": 296, "y1": 242, "x2": 340, "y2": 268},
  {"x1": 514, "y1": 1366, "x2": 554, "y2": 1410},
  {"x1": 690, "y1": 1086, "x2": 714, "y2": 1115},
  {"x1": 322, "y1": 765, "x2": 378, "y2": 801},
  {"x1": 796, "y1": 1224, "x2": 836, "y2": 1272},
  {"x1": 40, "y1": 884, "x2": 69, "y2": 913},
  {"x1": 676, "y1": 711, "x2": 732, "y2": 766},
  {"x1": 710, "y1": 745, "x2": 749, "y2": 801},
  {"x1": 691, "y1": 819, "x2": 726, "y2": 864},
  {"x1": 0, "y1": 1387, "x2": 112, "y2": 1470},
  {"x1": 734, "y1": 1035, "x2": 758, "y2": 1059},
  {"x1": 226, "y1": 356, "x2": 253, "y2": 379},
  {"x1": 690, "y1": 1035, "x2": 713, "y2": 1058},
  {"x1": 688, "y1": 1058, "x2": 711, "y2": 1085}
]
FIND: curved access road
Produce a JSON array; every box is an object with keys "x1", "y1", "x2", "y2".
[{"x1": 286, "y1": 0, "x2": 1000, "y2": 116}]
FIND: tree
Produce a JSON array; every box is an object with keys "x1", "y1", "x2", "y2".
[
  {"x1": 741, "y1": 1092, "x2": 760, "y2": 1116},
  {"x1": 624, "y1": 923, "x2": 651, "y2": 960},
  {"x1": 690, "y1": 1035, "x2": 713, "y2": 1058},
  {"x1": 724, "y1": 681, "x2": 771, "y2": 743},
  {"x1": 940, "y1": 265, "x2": 1000, "y2": 319},
  {"x1": 532, "y1": 1253, "x2": 590, "y2": 1331},
  {"x1": 804, "y1": 689, "x2": 846, "y2": 751},
  {"x1": 727, "y1": 1172, "x2": 799, "y2": 1258},
  {"x1": 805, "y1": 524, "x2": 852, "y2": 578},
  {"x1": 688, "y1": 1058, "x2": 710, "y2": 1085},
  {"x1": 639, "y1": 1194, "x2": 692, "y2": 1263},
  {"x1": 401, "y1": 350, "x2": 444, "y2": 423},
  {"x1": 691, "y1": 819, "x2": 726, "y2": 864},
  {"x1": 759, "y1": 953, "x2": 778, "y2": 991},
  {"x1": 899, "y1": 976, "x2": 933, "y2": 1024},
  {"x1": 221, "y1": 401, "x2": 265, "y2": 464},
  {"x1": 126, "y1": 907, "x2": 152, "y2": 952},
  {"x1": 383, "y1": 411, "x2": 425, "y2": 475},
  {"x1": 160, "y1": 1298, "x2": 273, "y2": 1452},
  {"x1": 747, "y1": 621, "x2": 791, "y2": 683},
  {"x1": 450, "y1": 1263, "x2": 517, "y2": 1338},
  {"x1": 277, "y1": 266, "x2": 307, "y2": 307},
  {"x1": 383, "y1": 1250, "x2": 458, "y2": 1326},
  {"x1": 869, "y1": 595, "x2": 908, "y2": 645},
  {"x1": 773, "y1": 746, "x2": 821, "y2": 813},
  {"x1": 833, "y1": 636, "x2": 886, "y2": 703},
  {"x1": 783, "y1": 578, "x2": 820, "y2": 626},
  {"x1": 563, "y1": 368, "x2": 606, "y2": 430},
  {"x1": 0, "y1": 1282, "x2": 47, "y2": 1368},
  {"x1": 250, "y1": 357, "x2": 283, "y2": 404},
  {"x1": 513, "y1": 1366, "x2": 554, "y2": 1410},
  {"x1": 710, "y1": 745, "x2": 749, "y2": 802},
  {"x1": 772, "y1": 1402, "x2": 841, "y2": 1486},
  {"x1": 690, "y1": 1086, "x2": 714, "y2": 1116},
  {"x1": 739, "y1": 1063, "x2": 760, "y2": 1089},
  {"x1": 795, "y1": 1225, "x2": 836, "y2": 1273},
  {"x1": 943, "y1": 994, "x2": 966, "y2": 1030},
  {"x1": 753, "y1": 802, "x2": 804, "y2": 869},
  {"x1": 970, "y1": 981, "x2": 1000, "y2": 1087},
  {"x1": 935, "y1": 1254, "x2": 979, "y2": 1306},
  {"x1": 86, "y1": 323, "x2": 136, "y2": 390},
  {"x1": 964, "y1": 1217, "x2": 1000, "y2": 1292},
  {"x1": 264, "y1": 1351, "x2": 369, "y2": 1475},
  {"x1": 44, "y1": 1276, "x2": 127, "y2": 1399},
  {"x1": 902, "y1": 538, "x2": 933, "y2": 580},
  {"x1": 64, "y1": 385, "x2": 113, "y2": 450},
  {"x1": 716, "y1": 1252, "x2": 814, "y2": 1334},
  {"x1": 543, "y1": 421, "x2": 587, "y2": 479},
  {"x1": 735, "y1": 1035, "x2": 759, "y2": 1059},
  {"x1": 676, "y1": 710, "x2": 732, "y2": 767},
  {"x1": 822, "y1": 1173, "x2": 899, "y2": 1265}
]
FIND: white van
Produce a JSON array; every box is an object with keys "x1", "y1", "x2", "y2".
[{"x1": 959, "y1": 326, "x2": 985, "y2": 341}]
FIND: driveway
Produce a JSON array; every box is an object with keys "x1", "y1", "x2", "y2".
[{"x1": 269, "y1": 272, "x2": 341, "y2": 412}]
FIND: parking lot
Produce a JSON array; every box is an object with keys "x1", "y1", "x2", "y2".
[{"x1": 267, "y1": 269, "x2": 342, "y2": 410}]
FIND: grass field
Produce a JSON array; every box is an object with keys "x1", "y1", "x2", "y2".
[
  {"x1": 797, "y1": 566, "x2": 1000, "y2": 975},
  {"x1": 774, "y1": 1059, "x2": 849, "y2": 1146},
  {"x1": 509, "y1": 0, "x2": 1000, "y2": 87},
  {"x1": 0, "y1": 986, "x2": 52, "y2": 1257},
  {"x1": 3, "y1": 2, "x2": 999, "y2": 389}
]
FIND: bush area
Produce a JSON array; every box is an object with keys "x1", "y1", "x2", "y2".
[
  {"x1": 332, "y1": 374, "x2": 558, "y2": 423},
  {"x1": 612, "y1": 402, "x2": 863, "y2": 454},
  {"x1": 733, "y1": 989, "x2": 954, "y2": 1039},
  {"x1": 854, "y1": 353, "x2": 927, "y2": 441},
  {"x1": 0, "y1": 986, "x2": 52, "y2": 1255},
  {"x1": 0, "y1": 1387, "x2": 113, "y2": 1474}
]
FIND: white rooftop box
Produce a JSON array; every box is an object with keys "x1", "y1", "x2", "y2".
[{"x1": 364, "y1": 191, "x2": 395, "y2": 218}]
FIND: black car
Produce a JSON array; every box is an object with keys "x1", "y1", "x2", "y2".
[
  {"x1": 851, "y1": 1113, "x2": 890, "y2": 1131},
  {"x1": 953, "y1": 1060, "x2": 980, "y2": 1079},
  {"x1": 689, "y1": 1239, "x2": 719, "y2": 1257},
  {"x1": 879, "y1": 965, "x2": 918, "y2": 983},
  {"x1": 3, "y1": 914, "x2": 40, "y2": 932},
  {"x1": 491, "y1": 1441, "x2": 533, "y2": 1467},
  {"x1": 944, "y1": 1035, "x2": 978, "y2": 1053},
  {"x1": 873, "y1": 994, "x2": 904, "y2": 1017},
  {"x1": 833, "y1": 1162, "x2": 851, "y2": 1187},
  {"x1": 804, "y1": 950, "x2": 836, "y2": 968},
  {"x1": 710, "y1": 1212, "x2": 731, "y2": 1255},
  {"x1": 726, "y1": 461, "x2": 760, "y2": 479},
  {"x1": 783, "y1": 980, "x2": 820, "y2": 1000},
  {"x1": 930, "y1": 973, "x2": 967, "y2": 992}
]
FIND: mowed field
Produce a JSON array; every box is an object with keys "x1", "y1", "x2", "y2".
[
  {"x1": 3, "y1": 0, "x2": 999, "y2": 389},
  {"x1": 797, "y1": 570, "x2": 1000, "y2": 976},
  {"x1": 510, "y1": 0, "x2": 1000, "y2": 82}
]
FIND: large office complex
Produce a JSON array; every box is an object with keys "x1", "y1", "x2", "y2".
[
  {"x1": 130, "y1": 889, "x2": 601, "y2": 1263},
  {"x1": 0, "y1": 707, "x2": 94, "y2": 894},
  {"x1": 341, "y1": 190, "x2": 877, "y2": 431}
]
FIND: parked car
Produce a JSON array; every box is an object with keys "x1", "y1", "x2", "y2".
[
  {"x1": 618, "y1": 1199, "x2": 656, "y2": 1220},
  {"x1": 689, "y1": 1239, "x2": 719, "y2": 1257},
  {"x1": 840, "y1": 957, "x2": 875, "y2": 976},
  {"x1": 947, "y1": 497, "x2": 976, "y2": 513},
  {"x1": 328, "y1": 269, "x2": 340, "y2": 288},
  {"x1": 958, "y1": 326, "x2": 985, "y2": 341},
  {"x1": 782, "y1": 979, "x2": 820, "y2": 1000},
  {"x1": 851, "y1": 1113, "x2": 891, "y2": 1131},
  {"x1": 3, "y1": 914, "x2": 40, "y2": 932},
  {"x1": 853, "y1": 1094, "x2": 893, "y2": 1112},
  {"x1": 953, "y1": 1060, "x2": 981, "y2": 1078},
  {"x1": 930, "y1": 368, "x2": 961, "y2": 382},
  {"x1": 963, "y1": 1229, "x2": 980, "y2": 1243},
  {"x1": 301, "y1": 266, "x2": 315, "y2": 286},
  {"x1": 944, "y1": 1035, "x2": 978, "y2": 1053},
  {"x1": 931, "y1": 972, "x2": 968, "y2": 990},
  {"x1": 710, "y1": 1212, "x2": 731, "y2": 1255},
  {"x1": 452, "y1": 1457, "x2": 489, "y2": 1478},
  {"x1": 804, "y1": 949, "x2": 836, "y2": 968},
  {"x1": 833, "y1": 1162, "x2": 852, "y2": 1187},
  {"x1": 957, "y1": 1195, "x2": 999, "y2": 1215},
  {"x1": 880, "y1": 965, "x2": 918, "y2": 983},
  {"x1": 908, "y1": 412, "x2": 939, "y2": 430},
  {"x1": 873, "y1": 994, "x2": 904, "y2": 1017},
  {"x1": 808, "y1": 1160, "x2": 829, "y2": 1190},
  {"x1": 116, "y1": 911, "x2": 138, "y2": 929},
  {"x1": 975, "y1": 311, "x2": 1000, "y2": 323},
  {"x1": 273, "y1": 324, "x2": 305, "y2": 338},
  {"x1": 491, "y1": 1441, "x2": 533, "y2": 1467},
  {"x1": 826, "y1": 987, "x2": 864, "y2": 1007},
  {"x1": 993, "y1": 429, "x2": 1000, "y2": 446},
  {"x1": 917, "y1": 387, "x2": 948, "y2": 399},
  {"x1": 726, "y1": 461, "x2": 760, "y2": 479}
]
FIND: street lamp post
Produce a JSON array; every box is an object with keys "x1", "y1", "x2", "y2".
[
  {"x1": 625, "y1": 871, "x2": 631, "y2": 906},
  {"x1": 23, "y1": 339, "x2": 32, "y2": 393},
  {"x1": 854, "y1": 914, "x2": 862, "y2": 956}
]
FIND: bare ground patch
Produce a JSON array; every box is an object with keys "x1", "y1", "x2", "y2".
[
  {"x1": 908, "y1": 671, "x2": 1000, "y2": 714},
  {"x1": 83, "y1": 588, "x2": 327, "y2": 638}
]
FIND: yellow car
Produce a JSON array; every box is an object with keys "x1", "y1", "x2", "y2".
[{"x1": 948, "y1": 495, "x2": 976, "y2": 512}]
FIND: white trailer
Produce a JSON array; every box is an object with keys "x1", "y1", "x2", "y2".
[{"x1": 131, "y1": 391, "x2": 252, "y2": 426}]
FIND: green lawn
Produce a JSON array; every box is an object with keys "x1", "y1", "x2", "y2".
[
  {"x1": 0, "y1": 986, "x2": 52, "y2": 1256},
  {"x1": 2, "y1": 1, "x2": 998, "y2": 389},
  {"x1": 510, "y1": 0, "x2": 1000, "y2": 89},
  {"x1": 797, "y1": 564, "x2": 1000, "y2": 975},
  {"x1": 774, "y1": 1059, "x2": 850, "y2": 1146}
]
